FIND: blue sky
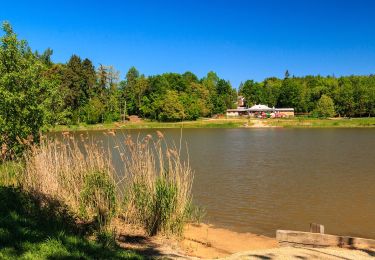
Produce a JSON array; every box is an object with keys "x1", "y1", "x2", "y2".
[{"x1": 1, "y1": 0, "x2": 375, "y2": 88}]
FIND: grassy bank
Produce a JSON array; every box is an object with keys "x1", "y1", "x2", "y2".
[
  {"x1": 0, "y1": 131, "x2": 196, "y2": 258},
  {"x1": 0, "y1": 186, "x2": 143, "y2": 259},
  {"x1": 50, "y1": 118, "x2": 248, "y2": 131},
  {"x1": 265, "y1": 117, "x2": 375, "y2": 128},
  {"x1": 50, "y1": 117, "x2": 375, "y2": 132}
]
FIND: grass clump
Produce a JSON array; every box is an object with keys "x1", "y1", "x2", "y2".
[
  {"x1": 118, "y1": 132, "x2": 194, "y2": 236},
  {"x1": 80, "y1": 171, "x2": 117, "y2": 229},
  {"x1": 0, "y1": 161, "x2": 23, "y2": 187}
]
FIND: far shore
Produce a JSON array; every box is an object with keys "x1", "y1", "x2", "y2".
[{"x1": 50, "y1": 117, "x2": 375, "y2": 132}]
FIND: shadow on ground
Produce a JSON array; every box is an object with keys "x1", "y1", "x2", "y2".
[{"x1": 0, "y1": 186, "x2": 142, "y2": 259}]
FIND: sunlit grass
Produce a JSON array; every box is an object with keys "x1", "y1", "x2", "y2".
[
  {"x1": 50, "y1": 117, "x2": 375, "y2": 132},
  {"x1": 50, "y1": 118, "x2": 248, "y2": 131},
  {"x1": 265, "y1": 117, "x2": 375, "y2": 128}
]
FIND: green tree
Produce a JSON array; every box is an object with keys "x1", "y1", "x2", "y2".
[
  {"x1": 0, "y1": 22, "x2": 46, "y2": 158},
  {"x1": 312, "y1": 94, "x2": 336, "y2": 118},
  {"x1": 40, "y1": 64, "x2": 72, "y2": 125},
  {"x1": 157, "y1": 90, "x2": 185, "y2": 121},
  {"x1": 83, "y1": 97, "x2": 105, "y2": 124},
  {"x1": 122, "y1": 66, "x2": 140, "y2": 115},
  {"x1": 278, "y1": 79, "x2": 303, "y2": 111}
]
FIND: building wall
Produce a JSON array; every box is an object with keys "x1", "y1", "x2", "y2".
[
  {"x1": 226, "y1": 111, "x2": 239, "y2": 117},
  {"x1": 281, "y1": 111, "x2": 294, "y2": 117}
]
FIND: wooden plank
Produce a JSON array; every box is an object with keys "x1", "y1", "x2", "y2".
[
  {"x1": 276, "y1": 230, "x2": 375, "y2": 249},
  {"x1": 310, "y1": 223, "x2": 324, "y2": 234}
]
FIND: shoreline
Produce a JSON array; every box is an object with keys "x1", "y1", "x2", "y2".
[
  {"x1": 50, "y1": 117, "x2": 375, "y2": 132},
  {"x1": 180, "y1": 223, "x2": 277, "y2": 258},
  {"x1": 112, "y1": 220, "x2": 278, "y2": 259},
  {"x1": 113, "y1": 220, "x2": 375, "y2": 259}
]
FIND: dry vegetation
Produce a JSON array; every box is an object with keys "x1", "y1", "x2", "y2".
[{"x1": 18, "y1": 131, "x2": 194, "y2": 236}]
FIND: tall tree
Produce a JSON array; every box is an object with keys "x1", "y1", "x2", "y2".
[{"x1": 0, "y1": 22, "x2": 46, "y2": 158}]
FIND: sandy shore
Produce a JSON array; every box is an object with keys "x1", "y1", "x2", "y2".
[
  {"x1": 113, "y1": 220, "x2": 277, "y2": 259},
  {"x1": 180, "y1": 223, "x2": 277, "y2": 258},
  {"x1": 112, "y1": 220, "x2": 374, "y2": 259}
]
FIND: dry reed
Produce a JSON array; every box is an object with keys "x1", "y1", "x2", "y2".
[
  {"x1": 116, "y1": 131, "x2": 194, "y2": 235},
  {"x1": 20, "y1": 131, "x2": 194, "y2": 236},
  {"x1": 23, "y1": 134, "x2": 118, "y2": 227}
]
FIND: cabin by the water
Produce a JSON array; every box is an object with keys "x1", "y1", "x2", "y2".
[{"x1": 226, "y1": 96, "x2": 294, "y2": 118}]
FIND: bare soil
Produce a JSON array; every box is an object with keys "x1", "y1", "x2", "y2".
[{"x1": 112, "y1": 219, "x2": 277, "y2": 259}]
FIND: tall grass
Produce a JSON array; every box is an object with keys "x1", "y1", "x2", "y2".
[
  {"x1": 19, "y1": 131, "x2": 194, "y2": 236},
  {"x1": 0, "y1": 160, "x2": 23, "y2": 187},
  {"x1": 22, "y1": 135, "x2": 118, "y2": 230},
  {"x1": 118, "y1": 131, "x2": 193, "y2": 235}
]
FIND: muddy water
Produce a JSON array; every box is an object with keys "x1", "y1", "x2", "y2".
[{"x1": 65, "y1": 128, "x2": 375, "y2": 238}]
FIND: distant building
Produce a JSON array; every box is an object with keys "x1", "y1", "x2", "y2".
[{"x1": 226, "y1": 102, "x2": 294, "y2": 118}]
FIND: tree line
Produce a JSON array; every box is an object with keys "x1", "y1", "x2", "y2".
[
  {"x1": 239, "y1": 70, "x2": 375, "y2": 118},
  {"x1": 1, "y1": 21, "x2": 375, "y2": 158}
]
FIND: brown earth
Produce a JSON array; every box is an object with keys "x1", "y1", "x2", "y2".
[
  {"x1": 112, "y1": 219, "x2": 277, "y2": 259},
  {"x1": 112, "y1": 219, "x2": 374, "y2": 259},
  {"x1": 180, "y1": 223, "x2": 278, "y2": 259}
]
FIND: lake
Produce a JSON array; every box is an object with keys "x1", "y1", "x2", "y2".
[{"x1": 66, "y1": 128, "x2": 375, "y2": 239}]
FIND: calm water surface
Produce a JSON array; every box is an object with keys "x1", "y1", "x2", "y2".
[{"x1": 69, "y1": 128, "x2": 375, "y2": 238}]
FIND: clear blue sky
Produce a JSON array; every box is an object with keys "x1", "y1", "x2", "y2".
[{"x1": 1, "y1": 0, "x2": 375, "y2": 88}]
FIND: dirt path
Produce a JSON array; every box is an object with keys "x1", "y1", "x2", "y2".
[{"x1": 247, "y1": 119, "x2": 278, "y2": 128}]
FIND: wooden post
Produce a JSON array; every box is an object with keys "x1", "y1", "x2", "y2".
[{"x1": 310, "y1": 223, "x2": 324, "y2": 234}]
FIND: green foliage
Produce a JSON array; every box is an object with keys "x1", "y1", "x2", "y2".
[
  {"x1": 0, "y1": 186, "x2": 143, "y2": 259},
  {"x1": 0, "y1": 22, "x2": 46, "y2": 158},
  {"x1": 2, "y1": 21, "x2": 375, "y2": 140},
  {"x1": 0, "y1": 161, "x2": 23, "y2": 186},
  {"x1": 130, "y1": 176, "x2": 190, "y2": 236},
  {"x1": 313, "y1": 94, "x2": 336, "y2": 118},
  {"x1": 187, "y1": 204, "x2": 206, "y2": 224},
  {"x1": 79, "y1": 171, "x2": 117, "y2": 228},
  {"x1": 82, "y1": 97, "x2": 105, "y2": 124},
  {"x1": 148, "y1": 177, "x2": 179, "y2": 235},
  {"x1": 96, "y1": 229, "x2": 117, "y2": 249},
  {"x1": 157, "y1": 90, "x2": 185, "y2": 121}
]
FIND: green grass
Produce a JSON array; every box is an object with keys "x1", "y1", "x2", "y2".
[
  {"x1": 0, "y1": 186, "x2": 143, "y2": 259},
  {"x1": 50, "y1": 118, "x2": 248, "y2": 131},
  {"x1": 50, "y1": 117, "x2": 375, "y2": 132},
  {"x1": 0, "y1": 161, "x2": 23, "y2": 187},
  {"x1": 265, "y1": 117, "x2": 375, "y2": 128}
]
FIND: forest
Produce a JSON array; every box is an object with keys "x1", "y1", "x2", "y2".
[{"x1": 1, "y1": 21, "x2": 375, "y2": 156}]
